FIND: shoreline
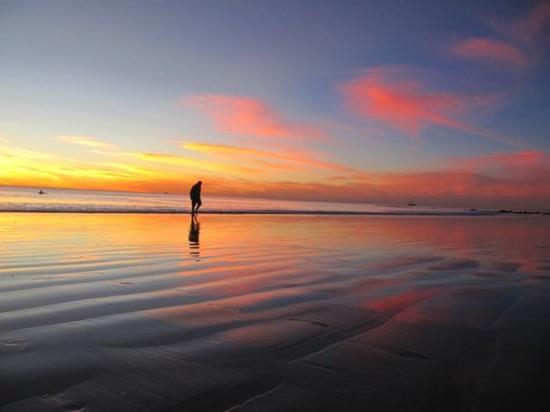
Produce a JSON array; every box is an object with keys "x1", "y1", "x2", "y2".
[{"x1": 0, "y1": 209, "x2": 510, "y2": 216}]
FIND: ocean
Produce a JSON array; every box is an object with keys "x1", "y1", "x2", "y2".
[{"x1": 0, "y1": 186, "x2": 490, "y2": 214}]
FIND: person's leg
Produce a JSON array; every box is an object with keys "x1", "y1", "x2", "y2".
[
  {"x1": 191, "y1": 200, "x2": 196, "y2": 214},
  {"x1": 195, "y1": 200, "x2": 202, "y2": 213}
]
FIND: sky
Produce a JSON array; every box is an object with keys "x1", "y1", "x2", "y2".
[{"x1": 1, "y1": 0, "x2": 549, "y2": 209}]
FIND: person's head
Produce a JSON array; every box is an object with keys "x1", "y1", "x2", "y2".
[{"x1": 197, "y1": 181, "x2": 202, "y2": 185}]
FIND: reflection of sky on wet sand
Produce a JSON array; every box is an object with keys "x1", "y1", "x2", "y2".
[
  {"x1": 1, "y1": 214, "x2": 550, "y2": 410},
  {"x1": 0, "y1": 214, "x2": 549, "y2": 318}
]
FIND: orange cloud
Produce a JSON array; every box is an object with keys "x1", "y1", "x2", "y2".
[
  {"x1": 449, "y1": 150, "x2": 550, "y2": 182},
  {"x1": 1, "y1": 148, "x2": 156, "y2": 190},
  {"x1": 183, "y1": 94, "x2": 326, "y2": 140},
  {"x1": 57, "y1": 135, "x2": 116, "y2": 150},
  {"x1": 367, "y1": 150, "x2": 550, "y2": 207},
  {"x1": 181, "y1": 142, "x2": 358, "y2": 173},
  {"x1": 190, "y1": 149, "x2": 549, "y2": 209},
  {"x1": 135, "y1": 152, "x2": 261, "y2": 175},
  {"x1": 3, "y1": 138, "x2": 548, "y2": 209},
  {"x1": 0, "y1": 141, "x2": 193, "y2": 193},
  {"x1": 222, "y1": 168, "x2": 549, "y2": 210},
  {"x1": 452, "y1": 150, "x2": 546, "y2": 169},
  {"x1": 340, "y1": 68, "x2": 514, "y2": 144},
  {"x1": 451, "y1": 37, "x2": 528, "y2": 67}
]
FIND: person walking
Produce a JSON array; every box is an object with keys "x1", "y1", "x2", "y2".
[{"x1": 189, "y1": 181, "x2": 202, "y2": 215}]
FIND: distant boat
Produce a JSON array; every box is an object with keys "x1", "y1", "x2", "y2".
[
  {"x1": 407, "y1": 199, "x2": 417, "y2": 206},
  {"x1": 38, "y1": 189, "x2": 47, "y2": 195}
]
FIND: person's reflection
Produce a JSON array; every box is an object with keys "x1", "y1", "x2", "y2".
[{"x1": 188, "y1": 215, "x2": 200, "y2": 261}]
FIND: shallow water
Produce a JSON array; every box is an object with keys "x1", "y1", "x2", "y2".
[
  {"x1": 1, "y1": 214, "x2": 549, "y2": 411},
  {"x1": 0, "y1": 186, "x2": 490, "y2": 214}
]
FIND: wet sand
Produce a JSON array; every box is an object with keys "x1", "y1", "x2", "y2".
[{"x1": 1, "y1": 213, "x2": 550, "y2": 411}]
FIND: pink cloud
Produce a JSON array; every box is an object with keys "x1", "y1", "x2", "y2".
[
  {"x1": 194, "y1": 150, "x2": 550, "y2": 210},
  {"x1": 451, "y1": 37, "x2": 529, "y2": 67},
  {"x1": 185, "y1": 170, "x2": 550, "y2": 209},
  {"x1": 340, "y1": 68, "x2": 512, "y2": 143},
  {"x1": 491, "y1": 1, "x2": 550, "y2": 43},
  {"x1": 450, "y1": 150, "x2": 550, "y2": 181},
  {"x1": 452, "y1": 150, "x2": 546, "y2": 169},
  {"x1": 183, "y1": 94, "x2": 326, "y2": 140}
]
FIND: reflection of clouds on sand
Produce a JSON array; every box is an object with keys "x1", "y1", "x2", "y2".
[
  {"x1": 188, "y1": 216, "x2": 200, "y2": 261},
  {"x1": 1, "y1": 214, "x2": 550, "y2": 410}
]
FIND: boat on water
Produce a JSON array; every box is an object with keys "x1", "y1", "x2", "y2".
[
  {"x1": 407, "y1": 199, "x2": 417, "y2": 206},
  {"x1": 38, "y1": 190, "x2": 47, "y2": 195}
]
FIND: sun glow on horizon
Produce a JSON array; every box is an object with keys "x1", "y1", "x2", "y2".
[{"x1": 1, "y1": 1, "x2": 549, "y2": 209}]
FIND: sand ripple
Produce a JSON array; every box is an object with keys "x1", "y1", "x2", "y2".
[{"x1": 1, "y1": 214, "x2": 550, "y2": 411}]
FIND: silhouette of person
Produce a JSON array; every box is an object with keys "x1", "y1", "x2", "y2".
[
  {"x1": 189, "y1": 181, "x2": 202, "y2": 215},
  {"x1": 188, "y1": 215, "x2": 200, "y2": 260}
]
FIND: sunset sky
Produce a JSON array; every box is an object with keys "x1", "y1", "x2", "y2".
[{"x1": 1, "y1": 0, "x2": 549, "y2": 209}]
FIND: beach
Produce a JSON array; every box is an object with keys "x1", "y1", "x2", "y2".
[{"x1": 1, "y1": 213, "x2": 550, "y2": 411}]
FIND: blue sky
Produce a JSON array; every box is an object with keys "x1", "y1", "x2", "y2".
[{"x1": 1, "y1": 0, "x2": 549, "y2": 208}]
